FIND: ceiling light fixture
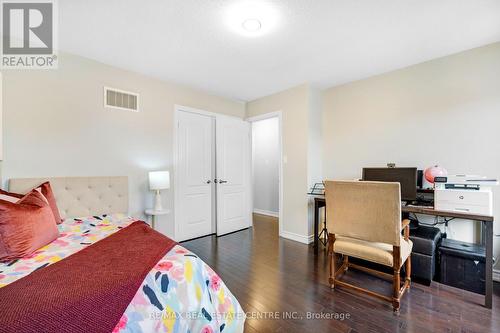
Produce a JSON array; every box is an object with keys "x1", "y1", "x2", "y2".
[
  {"x1": 242, "y1": 19, "x2": 262, "y2": 32},
  {"x1": 226, "y1": 2, "x2": 279, "y2": 37}
]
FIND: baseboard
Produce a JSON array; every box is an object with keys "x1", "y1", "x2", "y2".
[
  {"x1": 280, "y1": 231, "x2": 314, "y2": 244},
  {"x1": 494, "y1": 269, "x2": 500, "y2": 282},
  {"x1": 253, "y1": 209, "x2": 279, "y2": 218}
]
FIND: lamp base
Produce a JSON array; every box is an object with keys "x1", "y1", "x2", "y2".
[{"x1": 153, "y1": 190, "x2": 163, "y2": 212}]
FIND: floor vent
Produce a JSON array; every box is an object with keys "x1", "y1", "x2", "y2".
[{"x1": 104, "y1": 87, "x2": 139, "y2": 112}]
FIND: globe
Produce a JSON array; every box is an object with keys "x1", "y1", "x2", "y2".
[{"x1": 424, "y1": 165, "x2": 448, "y2": 183}]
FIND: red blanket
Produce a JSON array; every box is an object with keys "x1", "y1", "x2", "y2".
[{"x1": 0, "y1": 221, "x2": 176, "y2": 333}]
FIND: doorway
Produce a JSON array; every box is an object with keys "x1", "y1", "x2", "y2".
[
  {"x1": 173, "y1": 105, "x2": 252, "y2": 242},
  {"x1": 247, "y1": 111, "x2": 283, "y2": 236}
]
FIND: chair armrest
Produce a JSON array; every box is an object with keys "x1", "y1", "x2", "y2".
[{"x1": 402, "y1": 219, "x2": 410, "y2": 241}]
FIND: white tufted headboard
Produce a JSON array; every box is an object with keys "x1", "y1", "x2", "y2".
[{"x1": 8, "y1": 176, "x2": 128, "y2": 219}]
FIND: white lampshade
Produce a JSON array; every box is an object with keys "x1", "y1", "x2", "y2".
[{"x1": 149, "y1": 171, "x2": 170, "y2": 191}]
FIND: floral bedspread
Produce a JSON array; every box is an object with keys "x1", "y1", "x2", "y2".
[{"x1": 0, "y1": 214, "x2": 245, "y2": 333}]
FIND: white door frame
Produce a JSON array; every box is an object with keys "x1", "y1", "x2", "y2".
[
  {"x1": 173, "y1": 105, "x2": 250, "y2": 241},
  {"x1": 246, "y1": 111, "x2": 283, "y2": 237}
]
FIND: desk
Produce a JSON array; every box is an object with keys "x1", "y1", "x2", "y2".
[
  {"x1": 311, "y1": 197, "x2": 494, "y2": 309},
  {"x1": 312, "y1": 196, "x2": 326, "y2": 250}
]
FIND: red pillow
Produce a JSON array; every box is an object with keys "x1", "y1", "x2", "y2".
[
  {"x1": 0, "y1": 182, "x2": 62, "y2": 225},
  {"x1": 0, "y1": 190, "x2": 59, "y2": 262},
  {"x1": 36, "y1": 182, "x2": 63, "y2": 225}
]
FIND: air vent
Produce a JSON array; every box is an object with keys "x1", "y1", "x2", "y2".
[{"x1": 104, "y1": 87, "x2": 139, "y2": 112}]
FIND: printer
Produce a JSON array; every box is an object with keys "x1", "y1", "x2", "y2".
[{"x1": 434, "y1": 175, "x2": 498, "y2": 216}]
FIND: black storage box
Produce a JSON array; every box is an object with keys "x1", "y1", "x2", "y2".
[
  {"x1": 409, "y1": 225, "x2": 442, "y2": 284},
  {"x1": 439, "y1": 239, "x2": 485, "y2": 295}
]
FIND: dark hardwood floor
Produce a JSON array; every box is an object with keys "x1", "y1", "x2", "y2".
[{"x1": 182, "y1": 213, "x2": 500, "y2": 333}]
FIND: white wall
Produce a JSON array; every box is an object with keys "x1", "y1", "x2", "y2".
[
  {"x1": 252, "y1": 117, "x2": 279, "y2": 215},
  {"x1": 323, "y1": 42, "x2": 500, "y2": 270},
  {"x1": 1, "y1": 52, "x2": 245, "y2": 238}
]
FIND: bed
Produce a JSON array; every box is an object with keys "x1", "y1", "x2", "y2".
[{"x1": 0, "y1": 176, "x2": 245, "y2": 333}]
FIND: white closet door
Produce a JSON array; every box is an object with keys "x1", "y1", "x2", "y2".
[
  {"x1": 216, "y1": 116, "x2": 251, "y2": 236},
  {"x1": 176, "y1": 111, "x2": 215, "y2": 241}
]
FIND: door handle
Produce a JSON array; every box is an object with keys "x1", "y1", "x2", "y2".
[{"x1": 219, "y1": 180, "x2": 228, "y2": 184}]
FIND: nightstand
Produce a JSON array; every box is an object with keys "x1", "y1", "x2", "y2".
[{"x1": 145, "y1": 209, "x2": 170, "y2": 229}]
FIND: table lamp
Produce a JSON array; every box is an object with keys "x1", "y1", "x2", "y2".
[{"x1": 149, "y1": 171, "x2": 170, "y2": 211}]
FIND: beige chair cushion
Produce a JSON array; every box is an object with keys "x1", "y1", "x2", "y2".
[{"x1": 334, "y1": 236, "x2": 413, "y2": 267}]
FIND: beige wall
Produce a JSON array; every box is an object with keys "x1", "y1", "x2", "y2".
[
  {"x1": 322, "y1": 42, "x2": 500, "y2": 270},
  {"x1": 1, "y1": 52, "x2": 245, "y2": 238},
  {"x1": 247, "y1": 84, "x2": 321, "y2": 242},
  {"x1": 308, "y1": 87, "x2": 323, "y2": 187}
]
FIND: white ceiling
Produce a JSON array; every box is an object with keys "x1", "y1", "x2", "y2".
[{"x1": 60, "y1": 0, "x2": 500, "y2": 101}]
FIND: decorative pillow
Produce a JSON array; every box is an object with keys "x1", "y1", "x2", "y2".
[
  {"x1": 0, "y1": 182, "x2": 62, "y2": 225},
  {"x1": 36, "y1": 182, "x2": 63, "y2": 225},
  {"x1": 0, "y1": 190, "x2": 59, "y2": 262}
]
